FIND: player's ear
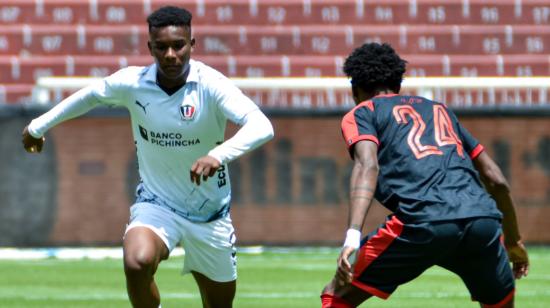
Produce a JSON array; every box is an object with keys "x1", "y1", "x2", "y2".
[{"x1": 190, "y1": 37, "x2": 196, "y2": 49}]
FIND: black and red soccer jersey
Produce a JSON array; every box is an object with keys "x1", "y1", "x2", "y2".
[{"x1": 341, "y1": 94, "x2": 502, "y2": 223}]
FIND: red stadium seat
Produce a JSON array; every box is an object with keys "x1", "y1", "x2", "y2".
[
  {"x1": 0, "y1": 56, "x2": 66, "y2": 84},
  {"x1": 0, "y1": 84, "x2": 33, "y2": 104},
  {"x1": 0, "y1": 25, "x2": 26, "y2": 55}
]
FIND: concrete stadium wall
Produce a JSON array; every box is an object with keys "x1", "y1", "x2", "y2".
[{"x1": 1, "y1": 113, "x2": 550, "y2": 246}]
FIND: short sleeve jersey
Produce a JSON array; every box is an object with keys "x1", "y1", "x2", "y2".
[
  {"x1": 341, "y1": 94, "x2": 502, "y2": 223},
  {"x1": 88, "y1": 59, "x2": 259, "y2": 222}
]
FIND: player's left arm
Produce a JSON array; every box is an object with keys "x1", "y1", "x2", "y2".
[
  {"x1": 473, "y1": 151, "x2": 529, "y2": 279},
  {"x1": 453, "y1": 110, "x2": 528, "y2": 278},
  {"x1": 189, "y1": 80, "x2": 275, "y2": 186},
  {"x1": 190, "y1": 109, "x2": 273, "y2": 185},
  {"x1": 337, "y1": 140, "x2": 379, "y2": 284}
]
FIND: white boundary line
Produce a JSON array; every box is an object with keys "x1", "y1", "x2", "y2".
[
  {"x1": 1, "y1": 290, "x2": 549, "y2": 301},
  {"x1": 0, "y1": 246, "x2": 338, "y2": 260}
]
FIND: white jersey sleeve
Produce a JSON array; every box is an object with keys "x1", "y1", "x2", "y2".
[
  {"x1": 204, "y1": 73, "x2": 274, "y2": 164},
  {"x1": 208, "y1": 109, "x2": 274, "y2": 164},
  {"x1": 28, "y1": 69, "x2": 130, "y2": 138}
]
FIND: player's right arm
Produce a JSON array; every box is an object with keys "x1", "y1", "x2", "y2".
[
  {"x1": 337, "y1": 140, "x2": 379, "y2": 285},
  {"x1": 22, "y1": 87, "x2": 101, "y2": 153},
  {"x1": 22, "y1": 71, "x2": 126, "y2": 154},
  {"x1": 473, "y1": 151, "x2": 529, "y2": 279},
  {"x1": 338, "y1": 103, "x2": 380, "y2": 284}
]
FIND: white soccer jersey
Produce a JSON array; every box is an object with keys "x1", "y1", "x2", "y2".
[{"x1": 29, "y1": 60, "x2": 273, "y2": 222}]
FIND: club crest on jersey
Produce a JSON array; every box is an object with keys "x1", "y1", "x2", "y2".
[{"x1": 180, "y1": 103, "x2": 196, "y2": 121}]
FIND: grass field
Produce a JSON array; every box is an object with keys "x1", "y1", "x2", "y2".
[{"x1": 0, "y1": 246, "x2": 548, "y2": 308}]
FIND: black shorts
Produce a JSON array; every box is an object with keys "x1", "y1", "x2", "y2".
[{"x1": 351, "y1": 216, "x2": 515, "y2": 305}]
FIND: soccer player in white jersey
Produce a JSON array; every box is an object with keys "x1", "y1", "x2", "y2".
[{"x1": 21, "y1": 6, "x2": 274, "y2": 308}]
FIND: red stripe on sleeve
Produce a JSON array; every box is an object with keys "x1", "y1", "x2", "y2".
[
  {"x1": 341, "y1": 101, "x2": 379, "y2": 149},
  {"x1": 347, "y1": 135, "x2": 379, "y2": 147},
  {"x1": 470, "y1": 144, "x2": 484, "y2": 159},
  {"x1": 363, "y1": 100, "x2": 374, "y2": 112}
]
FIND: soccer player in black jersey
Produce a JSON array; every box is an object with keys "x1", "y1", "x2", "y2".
[{"x1": 321, "y1": 43, "x2": 529, "y2": 308}]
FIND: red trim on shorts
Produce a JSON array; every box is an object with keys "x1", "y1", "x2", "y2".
[
  {"x1": 470, "y1": 144, "x2": 484, "y2": 159},
  {"x1": 321, "y1": 293, "x2": 354, "y2": 308},
  {"x1": 350, "y1": 215, "x2": 404, "y2": 299},
  {"x1": 351, "y1": 280, "x2": 391, "y2": 299},
  {"x1": 481, "y1": 288, "x2": 515, "y2": 308}
]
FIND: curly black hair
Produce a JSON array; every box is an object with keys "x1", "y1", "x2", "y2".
[
  {"x1": 147, "y1": 6, "x2": 192, "y2": 33},
  {"x1": 343, "y1": 43, "x2": 407, "y2": 94}
]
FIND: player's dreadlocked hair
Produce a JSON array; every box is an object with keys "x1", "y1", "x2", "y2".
[
  {"x1": 147, "y1": 6, "x2": 192, "y2": 33},
  {"x1": 343, "y1": 43, "x2": 407, "y2": 94}
]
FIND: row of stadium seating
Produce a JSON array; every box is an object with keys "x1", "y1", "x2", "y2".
[
  {"x1": 2, "y1": 24, "x2": 550, "y2": 55},
  {"x1": 1, "y1": 54, "x2": 548, "y2": 84},
  {"x1": 2, "y1": 0, "x2": 550, "y2": 26},
  {"x1": 3, "y1": 53, "x2": 550, "y2": 105},
  {"x1": 1, "y1": 0, "x2": 549, "y2": 104}
]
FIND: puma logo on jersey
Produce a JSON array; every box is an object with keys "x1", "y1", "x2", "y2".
[{"x1": 135, "y1": 100, "x2": 150, "y2": 114}]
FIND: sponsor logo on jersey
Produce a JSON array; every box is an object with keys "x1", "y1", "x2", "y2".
[
  {"x1": 180, "y1": 104, "x2": 196, "y2": 121},
  {"x1": 138, "y1": 125, "x2": 200, "y2": 147},
  {"x1": 139, "y1": 125, "x2": 149, "y2": 141}
]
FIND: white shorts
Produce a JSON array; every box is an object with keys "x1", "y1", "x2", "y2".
[{"x1": 124, "y1": 202, "x2": 237, "y2": 282}]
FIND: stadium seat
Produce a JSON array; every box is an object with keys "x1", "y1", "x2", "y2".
[
  {"x1": 0, "y1": 83, "x2": 33, "y2": 104},
  {"x1": 0, "y1": 55, "x2": 154, "y2": 84},
  {"x1": 0, "y1": 56, "x2": 66, "y2": 84},
  {"x1": 0, "y1": 25, "x2": 25, "y2": 55}
]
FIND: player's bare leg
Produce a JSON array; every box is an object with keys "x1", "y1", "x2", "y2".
[
  {"x1": 321, "y1": 277, "x2": 372, "y2": 307},
  {"x1": 123, "y1": 227, "x2": 169, "y2": 308},
  {"x1": 192, "y1": 271, "x2": 235, "y2": 308}
]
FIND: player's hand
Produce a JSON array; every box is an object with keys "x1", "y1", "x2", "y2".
[
  {"x1": 190, "y1": 155, "x2": 221, "y2": 185},
  {"x1": 506, "y1": 240, "x2": 529, "y2": 279},
  {"x1": 22, "y1": 125, "x2": 45, "y2": 153},
  {"x1": 336, "y1": 246, "x2": 356, "y2": 286}
]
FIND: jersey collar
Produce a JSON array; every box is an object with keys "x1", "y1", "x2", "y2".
[
  {"x1": 374, "y1": 93, "x2": 399, "y2": 98},
  {"x1": 186, "y1": 59, "x2": 199, "y2": 84}
]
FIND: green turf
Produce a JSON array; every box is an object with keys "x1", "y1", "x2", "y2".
[{"x1": 0, "y1": 246, "x2": 548, "y2": 307}]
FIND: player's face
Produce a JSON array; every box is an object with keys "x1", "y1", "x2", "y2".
[{"x1": 148, "y1": 25, "x2": 195, "y2": 85}]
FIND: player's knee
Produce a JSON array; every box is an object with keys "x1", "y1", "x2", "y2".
[
  {"x1": 321, "y1": 293, "x2": 354, "y2": 308},
  {"x1": 124, "y1": 250, "x2": 159, "y2": 276}
]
